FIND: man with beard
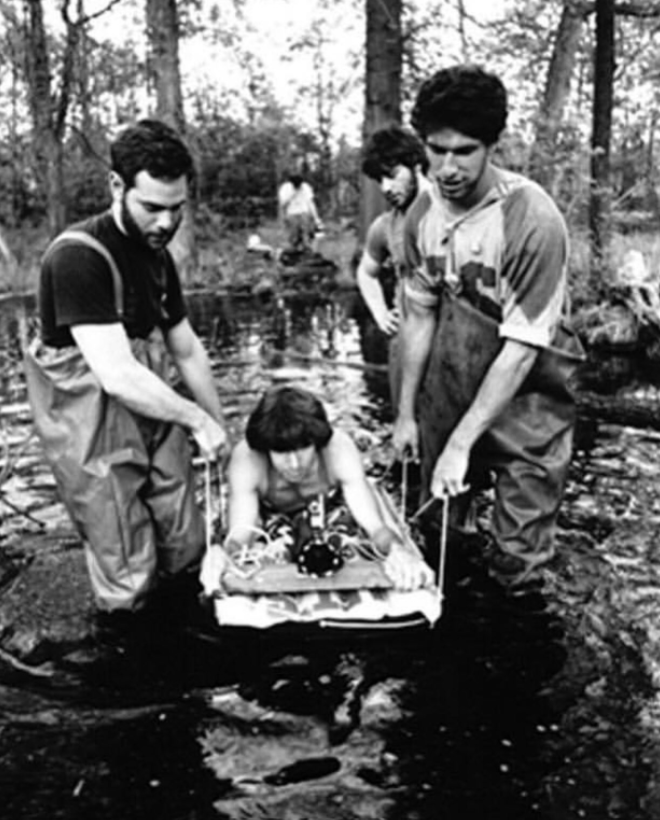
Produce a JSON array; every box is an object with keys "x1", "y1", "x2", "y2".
[
  {"x1": 356, "y1": 125, "x2": 429, "y2": 407},
  {"x1": 392, "y1": 66, "x2": 584, "y2": 591},
  {"x1": 25, "y1": 120, "x2": 227, "y2": 622}
]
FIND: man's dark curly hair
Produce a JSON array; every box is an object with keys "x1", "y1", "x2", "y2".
[
  {"x1": 245, "y1": 387, "x2": 333, "y2": 453},
  {"x1": 361, "y1": 124, "x2": 429, "y2": 181},
  {"x1": 411, "y1": 65, "x2": 507, "y2": 146},
  {"x1": 110, "y1": 119, "x2": 195, "y2": 189}
]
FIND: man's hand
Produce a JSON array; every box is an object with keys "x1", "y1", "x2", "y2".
[
  {"x1": 430, "y1": 437, "x2": 470, "y2": 498},
  {"x1": 192, "y1": 412, "x2": 227, "y2": 461},
  {"x1": 393, "y1": 415, "x2": 419, "y2": 461},
  {"x1": 200, "y1": 545, "x2": 230, "y2": 597},
  {"x1": 375, "y1": 307, "x2": 400, "y2": 337}
]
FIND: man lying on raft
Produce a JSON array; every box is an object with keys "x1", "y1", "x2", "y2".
[{"x1": 201, "y1": 386, "x2": 434, "y2": 594}]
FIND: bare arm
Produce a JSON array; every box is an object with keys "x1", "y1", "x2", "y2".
[
  {"x1": 356, "y1": 251, "x2": 399, "y2": 336},
  {"x1": 307, "y1": 186, "x2": 321, "y2": 227},
  {"x1": 328, "y1": 430, "x2": 387, "y2": 536},
  {"x1": 392, "y1": 296, "x2": 437, "y2": 459},
  {"x1": 329, "y1": 431, "x2": 433, "y2": 590},
  {"x1": 70, "y1": 321, "x2": 225, "y2": 459},
  {"x1": 431, "y1": 338, "x2": 538, "y2": 497},
  {"x1": 166, "y1": 318, "x2": 224, "y2": 423},
  {"x1": 277, "y1": 184, "x2": 290, "y2": 227},
  {"x1": 225, "y1": 441, "x2": 265, "y2": 545},
  {"x1": 201, "y1": 440, "x2": 264, "y2": 595}
]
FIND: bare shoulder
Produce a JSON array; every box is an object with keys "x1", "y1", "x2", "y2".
[
  {"x1": 228, "y1": 440, "x2": 267, "y2": 486},
  {"x1": 327, "y1": 427, "x2": 358, "y2": 452},
  {"x1": 325, "y1": 428, "x2": 364, "y2": 478}
]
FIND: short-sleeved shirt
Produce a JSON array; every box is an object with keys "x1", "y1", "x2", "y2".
[
  {"x1": 39, "y1": 211, "x2": 186, "y2": 348},
  {"x1": 403, "y1": 167, "x2": 569, "y2": 350},
  {"x1": 278, "y1": 181, "x2": 315, "y2": 217}
]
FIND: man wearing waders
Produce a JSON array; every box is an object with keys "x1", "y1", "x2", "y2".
[
  {"x1": 25, "y1": 120, "x2": 227, "y2": 624},
  {"x1": 392, "y1": 66, "x2": 584, "y2": 592},
  {"x1": 356, "y1": 125, "x2": 429, "y2": 409}
]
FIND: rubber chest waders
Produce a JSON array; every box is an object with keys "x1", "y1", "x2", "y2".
[
  {"x1": 417, "y1": 288, "x2": 583, "y2": 569},
  {"x1": 24, "y1": 231, "x2": 204, "y2": 611}
]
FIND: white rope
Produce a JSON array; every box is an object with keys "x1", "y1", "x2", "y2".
[
  {"x1": 204, "y1": 459, "x2": 213, "y2": 553},
  {"x1": 400, "y1": 455, "x2": 408, "y2": 522},
  {"x1": 437, "y1": 494, "x2": 449, "y2": 605},
  {"x1": 223, "y1": 525, "x2": 276, "y2": 578}
]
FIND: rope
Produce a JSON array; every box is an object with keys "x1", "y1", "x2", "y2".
[
  {"x1": 223, "y1": 525, "x2": 276, "y2": 578},
  {"x1": 204, "y1": 459, "x2": 213, "y2": 553},
  {"x1": 400, "y1": 455, "x2": 408, "y2": 522},
  {"x1": 437, "y1": 494, "x2": 448, "y2": 605},
  {"x1": 410, "y1": 495, "x2": 437, "y2": 522}
]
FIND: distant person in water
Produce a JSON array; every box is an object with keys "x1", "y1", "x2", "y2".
[
  {"x1": 201, "y1": 386, "x2": 434, "y2": 594},
  {"x1": 278, "y1": 170, "x2": 322, "y2": 252}
]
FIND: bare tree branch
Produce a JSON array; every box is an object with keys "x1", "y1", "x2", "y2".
[{"x1": 60, "y1": 0, "x2": 123, "y2": 27}]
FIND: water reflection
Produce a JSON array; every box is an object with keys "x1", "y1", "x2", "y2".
[{"x1": 0, "y1": 296, "x2": 32, "y2": 407}]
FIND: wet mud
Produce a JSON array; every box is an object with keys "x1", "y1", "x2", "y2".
[{"x1": 1, "y1": 288, "x2": 660, "y2": 818}]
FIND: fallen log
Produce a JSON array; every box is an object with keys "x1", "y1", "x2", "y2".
[{"x1": 576, "y1": 389, "x2": 660, "y2": 431}]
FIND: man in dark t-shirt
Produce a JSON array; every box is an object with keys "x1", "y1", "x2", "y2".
[
  {"x1": 25, "y1": 120, "x2": 227, "y2": 618},
  {"x1": 39, "y1": 210, "x2": 187, "y2": 348}
]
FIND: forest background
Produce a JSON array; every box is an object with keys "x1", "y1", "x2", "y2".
[{"x1": 1, "y1": 0, "x2": 660, "y2": 334}]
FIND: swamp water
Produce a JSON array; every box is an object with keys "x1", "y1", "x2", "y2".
[{"x1": 1, "y1": 287, "x2": 660, "y2": 819}]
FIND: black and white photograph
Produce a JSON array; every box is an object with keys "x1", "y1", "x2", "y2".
[{"x1": 1, "y1": 1, "x2": 659, "y2": 818}]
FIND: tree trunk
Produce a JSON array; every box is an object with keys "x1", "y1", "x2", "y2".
[
  {"x1": 21, "y1": 0, "x2": 100, "y2": 237},
  {"x1": 23, "y1": 0, "x2": 66, "y2": 236},
  {"x1": 457, "y1": 0, "x2": 469, "y2": 61},
  {"x1": 145, "y1": 0, "x2": 185, "y2": 132},
  {"x1": 145, "y1": 0, "x2": 195, "y2": 282},
  {"x1": 589, "y1": 0, "x2": 615, "y2": 287},
  {"x1": 529, "y1": 0, "x2": 588, "y2": 192},
  {"x1": 577, "y1": 390, "x2": 660, "y2": 433},
  {"x1": 360, "y1": 0, "x2": 402, "y2": 242}
]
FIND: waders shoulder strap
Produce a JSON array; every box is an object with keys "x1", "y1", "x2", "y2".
[{"x1": 44, "y1": 230, "x2": 124, "y2": 318}]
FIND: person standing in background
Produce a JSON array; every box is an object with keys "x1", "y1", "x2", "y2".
[
  {"x1": 356, "y1": 125, "x2": 429, "y2": 408},
  {"x1": 278, "y1": 170, "x2": 322, "y2": 253}
]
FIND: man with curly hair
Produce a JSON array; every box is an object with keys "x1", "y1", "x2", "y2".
[
  {"x1": 393, "y1": 65, "x2": 584, "y2": 591},
  {"x1": 356, "y1": 125, "x2": 429, "y2": 407}
]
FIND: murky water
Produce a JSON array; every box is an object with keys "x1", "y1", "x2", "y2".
[{"x1": 0, "y1": 287, "x2": 659, "y2": 819}]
